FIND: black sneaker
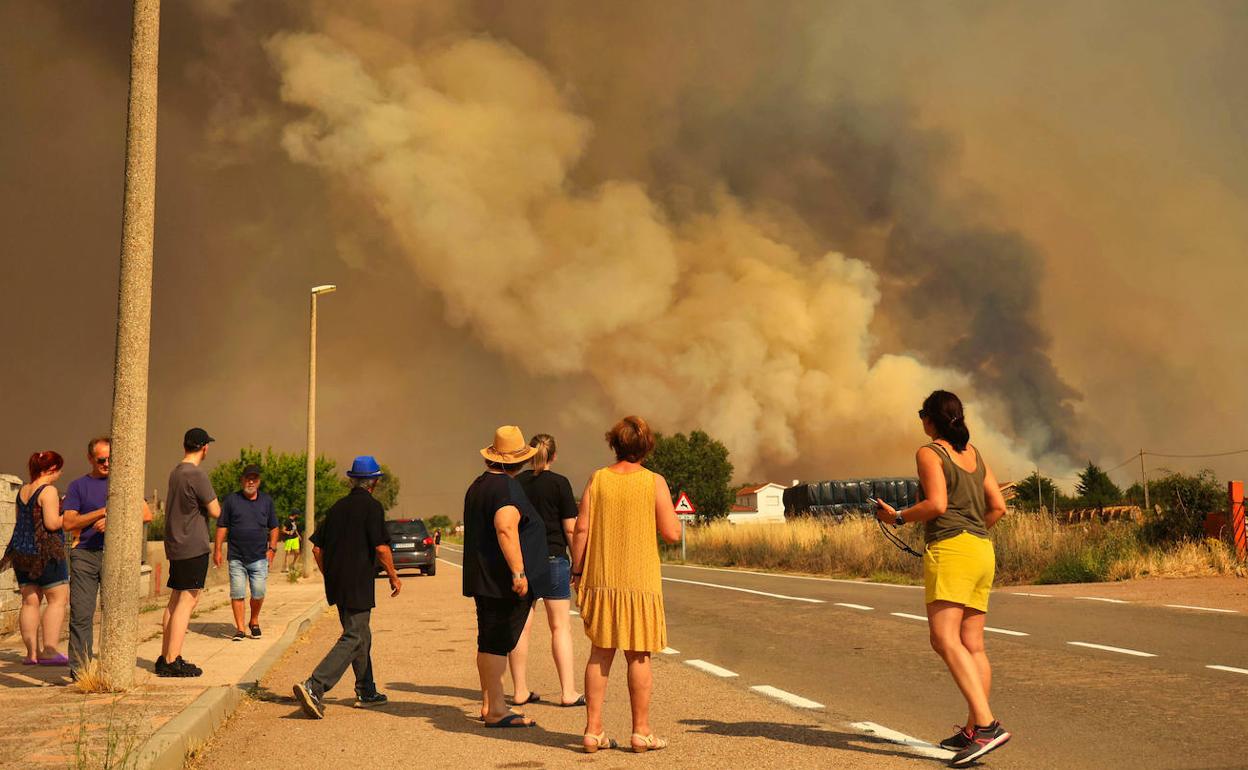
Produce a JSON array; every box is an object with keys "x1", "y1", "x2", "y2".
[
  {"x1": 232, "y1": 630, "x2": 247, "y2": 642},
  {"x1": 951, "y1": 721, "x2": 1011, "y2": 766},
  {"x1": 294, "y1": 680, "x2": 325, "y2": 719},
  {"x1": 250, "y1": 624, "x2": 261, "y2": 638},
  {"x1": 354, "y1": 691, "x2": 388, "y2": 708},
  {"x1": 939, "y1": 725, "x2": 974, "y2": 752},
  {"x1": 173, "y1": 657, "x2": 203, "y2": 677}
]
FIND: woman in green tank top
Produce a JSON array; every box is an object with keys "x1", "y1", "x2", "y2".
[{"x1": 873, "y1": 390, "x2": 1012, "y2": 766}]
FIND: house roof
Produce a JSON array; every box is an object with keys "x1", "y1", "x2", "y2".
[{"x1": 737, "y1": 482, "x2": 784, "y2": 495}]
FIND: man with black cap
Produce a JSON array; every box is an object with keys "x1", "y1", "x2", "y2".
[
  {"x1": 294, "y1": 455, "x2": 401, "y2": 718},
  {"x1": 158, "y1": 428, "x2": 221, "y2": 677},
  {"x1": 213, "y1": 463, "x2": 279, "y2": 641}
]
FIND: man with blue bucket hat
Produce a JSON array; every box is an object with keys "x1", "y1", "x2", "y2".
[{"x1": 294, "y1": 456, "x2": 401, "y2": 718}]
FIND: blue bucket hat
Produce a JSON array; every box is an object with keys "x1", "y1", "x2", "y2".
[{"x1": 347, "y1": 455, "x2": 384, "y2": 478}]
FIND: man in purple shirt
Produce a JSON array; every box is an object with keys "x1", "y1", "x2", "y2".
[{"x1": 62, "y1": 436, "x2": 153, "y2": 677}]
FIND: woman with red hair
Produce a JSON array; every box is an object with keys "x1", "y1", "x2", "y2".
[{"x1": 1, "y1": 451, "x2": 69, "y2": 665}]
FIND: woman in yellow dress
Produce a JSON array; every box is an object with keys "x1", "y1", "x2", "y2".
[{"x1": 571, "y1": 416, "x2": 681, "y2": 753}]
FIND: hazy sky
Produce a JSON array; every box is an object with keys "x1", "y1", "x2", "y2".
[{"x1": 2, "y1": 1, "x2": 1245, "y2": 513}]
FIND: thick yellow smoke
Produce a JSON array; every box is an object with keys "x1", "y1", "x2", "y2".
[{"x1": 268, "y1": 31, "x2": 1034, "y2": 477}]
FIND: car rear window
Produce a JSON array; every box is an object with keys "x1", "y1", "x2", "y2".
[{"x1": 386, "y1": 521, "x2": 429, "y2": 537}]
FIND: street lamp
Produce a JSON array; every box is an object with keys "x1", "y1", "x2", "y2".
[{"x1": 304, "y1": 284, "x2": 336, "y2": 577}]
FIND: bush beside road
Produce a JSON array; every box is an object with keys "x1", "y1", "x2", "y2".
[{"x1": 672, "y1": 514, "x2": 1243, "y2": 585}]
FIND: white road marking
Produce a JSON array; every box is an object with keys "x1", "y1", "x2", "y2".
[
  {"x1": 661, "y1": 647, "x2": 680, "y2": 655},
  {"x1": 440, "y1": 544, "x2": 464, "y2": 553},
  {"x1": 751, "y1": 685, "x2": 824, "y2": 709},
  {"x1": 984, "y1": 626, "x2": 1029, "y2": 637},
  {"x1": 666, "y1": 562, "x2": 921, "y2": 589},
  {"x1": 835, "y1": 603, "x2": 874, "y2": 611},
  {"x1": 569, "y1": 610, "x2": 580, "y2": 616},
  {"x1": 1007, "y1": 592, "x2": 1052, "y2": 597},
  {"x1": 1067, "y1": 641, "x2": 1156, "y2": 658},
  {"x1": 662, "y1": 577, "x2": 825, "y2": 604},
  {"x1": 1165, "y1": 604, "x2": 1238, "y2": 614},
  {"x1": 890, "y1": 612, "x2": 928, "y2": 622},
  {"x1": 1207, "y1": 665, "x2": 1248, "y2": 675},
  {"x1": 437, "y1": 558, "x2": 462, "y2": 568},
  {"x1": 1076, "y1": 596, "x2": 1130, "y2": 604},
  {"x1": 685, "y1": 659, "x2": 738, "y2": 678},
  {"x1": 850, "y1": 722, "x2": 954, "y2": 760}
]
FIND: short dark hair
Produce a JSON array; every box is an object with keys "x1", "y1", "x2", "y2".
[
  {"x1": 485, "y1": 459, "x2": 527, "y2": 473},
  {"x1": 606, "y1": 415, "x2": 654, "y2": 463}
]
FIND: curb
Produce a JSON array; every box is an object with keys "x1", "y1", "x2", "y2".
[{"x1": 132, "y1": 597, "x2": 328, "y2": 770}]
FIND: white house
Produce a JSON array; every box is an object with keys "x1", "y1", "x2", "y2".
[{"x1": 727, "y1": 482, "x2": 787, "y2": 524}]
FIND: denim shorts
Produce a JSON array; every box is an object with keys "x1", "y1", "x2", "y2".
[
  {"x1": 16, "y1": 557, "x2": 68, "y2": 589},
  {"x1": 228, "y1": 557, "x2": 269, "y2": 600},
  {"x1": 533, "y1": 555, "x2": 572, "y2": 600}
]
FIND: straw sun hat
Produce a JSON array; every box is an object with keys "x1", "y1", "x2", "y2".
[{"x1": 481, "y1": 425, "x2": 538, "y2": 464}]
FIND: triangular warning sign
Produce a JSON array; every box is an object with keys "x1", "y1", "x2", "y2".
[{"x1": 674, "y1": 491, "x2": 696, "y2": 513}]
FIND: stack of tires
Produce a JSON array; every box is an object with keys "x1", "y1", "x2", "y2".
[{"x1": 783, "y1": 478, "x2": 921, "y2": 520}]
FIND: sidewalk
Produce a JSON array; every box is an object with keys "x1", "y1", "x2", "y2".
[
  {"x1": 0, "y1": 574, "x2": 326, "y2": 769},
  {"x1": 190, "y1": 562, "x2": 925, "y2": 769}
]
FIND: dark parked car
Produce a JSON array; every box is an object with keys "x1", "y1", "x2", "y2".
[{"x1": 380, "y1": 519, "x2": 437, "y2": 576}]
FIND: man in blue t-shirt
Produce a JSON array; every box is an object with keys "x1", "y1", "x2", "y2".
[
  {"x1": 62, "y1": 436, "x2": 153, "y2": 678},
  {"x1": 212, "y1": 464, "x2": 279, "y2": 641}
]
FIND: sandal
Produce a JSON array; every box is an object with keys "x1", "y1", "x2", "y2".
[
  {"x1": 559, "y1": 694, "x2": 586, "y2": 707},
  {"x1": 512, "y1": 692, "x2": 541, "y2": 706},
  {"x1": 37, "y1": 654, "x2": 69, "y2": 667},
  {"x1": 583, "y1": 731, "x2": 617, "y2": 753},
  {"x1": 484, "y1": 712, "x2": 536, "y2": 728},
  {"x1": 630, "y1": 733, "x2": 668, "y2": 753},
  {"x1": 22, "y1": 658, "x2": 37, "y2": 666}
]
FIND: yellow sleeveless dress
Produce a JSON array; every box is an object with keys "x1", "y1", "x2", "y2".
[{"x1": 577, "y1": 467, "x2": 667, "y2": 652}]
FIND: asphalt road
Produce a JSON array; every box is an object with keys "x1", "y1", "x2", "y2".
[{"x1": 437, "y1": 547, "x2": 1248, "y2": 769}]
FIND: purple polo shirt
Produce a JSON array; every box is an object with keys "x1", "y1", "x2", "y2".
[{"x1": 64, "y1": 474, "x2": 109, "y2": 551}]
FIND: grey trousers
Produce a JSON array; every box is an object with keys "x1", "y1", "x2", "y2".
[
  {"x1": 69, "y1": 548, "x2": 104, "y2": 672},
  {"x1": 309, "y1": 607, "x2": 376, "y2": 698}
]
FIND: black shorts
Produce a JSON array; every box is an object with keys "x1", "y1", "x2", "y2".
[
  {"x1": 168, "y1": 553, "x2": 210, "y2": 591},
  {"x1": 474, "y1": 596, "x2": 534, "y2": 656}
]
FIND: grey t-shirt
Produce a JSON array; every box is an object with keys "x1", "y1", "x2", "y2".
[{"x1": 164, "y1": 462, "x2": 217, "y2": 560}]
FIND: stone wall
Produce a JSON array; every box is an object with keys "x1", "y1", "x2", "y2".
[{"x1": 0, "y1": 474, "x2": 20, "y2": 634}]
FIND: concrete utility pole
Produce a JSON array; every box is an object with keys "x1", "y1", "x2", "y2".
[
  {"x1": 303, "y1": 285, "x2": 336, "y2": 577},
  {"x1": 98, "y1": 0, "x2": 161, "y2": 691}
]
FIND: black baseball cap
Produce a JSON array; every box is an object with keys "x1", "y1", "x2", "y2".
[
  {"x1": 241, "y1": 463, "x2": 262, "y2": 478},
  {"x1": 183, "y1": 427, "x2": 215, "y2": 449}
]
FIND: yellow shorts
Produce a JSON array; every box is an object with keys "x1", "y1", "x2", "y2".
[
  {"x1": 924, "y1": 531, "x2": 995, "y2": 612},
  {"x1": 283, "y1": 538, "x2": 300, "y2": 552}
]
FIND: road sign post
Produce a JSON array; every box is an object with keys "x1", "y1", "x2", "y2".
[
  {"x1": 675, "y1": 492, "x2": 696, "y2": 562},
  {"x1": 1230, "y1": 481, "x2": 1245, "y2": 561}
]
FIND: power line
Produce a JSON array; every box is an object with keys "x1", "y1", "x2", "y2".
[{"x1": 1143, "y1": 448, "x2": 1248, "y2": 460}]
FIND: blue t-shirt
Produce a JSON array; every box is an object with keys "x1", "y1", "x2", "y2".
[
  {"x1": 219, "y1": 491, "x2": 279, "y2": 564},
  {"x1": 64, "y1": 475, "x2": 109, "y2": 551}
]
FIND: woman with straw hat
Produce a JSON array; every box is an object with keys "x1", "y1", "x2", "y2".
[{"x1": 463, "y1": 426, "x2": 550, "y2": 728}]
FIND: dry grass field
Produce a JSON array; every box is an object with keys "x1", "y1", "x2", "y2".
[{"x1": 671, "y1": 513, "x2": 1243, "y2": 585}]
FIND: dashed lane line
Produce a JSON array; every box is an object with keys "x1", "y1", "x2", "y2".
[
  {"x1": 1076, "y1": 596, "x2": 1130, "y2": 604},
  {"x1": 1165, "y1": 604, "x2": 1238, "y2": 614},
  {"x1": 1207, "y1": 665, "x2": 1248, "y2": 675},
  {"x1": 850, "y1": 722, "x2": 954, "y2": 760},
  {"x1": 662, "y1": 577, "x2": 825, "y2": 604},
  {"x1": 1067, "y1": 641, "x2": 1156, "y2": 658},
  {"x1": 665, "y1": 562, "x2": 921, "y2": 589},
  {"x1": 437, "y1": 558, "x2": 462, "y2": 568},
  {"x1": 1007, "y1": 592, "x2": 1052, "y2": 597},
  {"x1": 834, "y1": 603, "x2": 874, "y2": 611},
  {"x1": 985, "y1": 626, "x2": 1030, "y2": 637},
  {"x1": 890, "y1": 612, "x2": 928, "y2": 622},
  {"x1": 684, "y1": 659, "x2": 738, "y2": 678},
  {"x1": 660, "y1": 647, "x2": 680, "y2": 655},
  {"x1": 750, "y1": 685, "x2": 824, "y2": 709}
]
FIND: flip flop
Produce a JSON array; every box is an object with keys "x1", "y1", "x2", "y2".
[
  {"x1": 484, "y1": 713, "x2": 536, "y2": 728},
  {"x1": 559, "y1": 695, "x2": 586, "y2": 707},
  {"x1": 512, "y1": 692, "x2": 541, "y2": 706},
  {"x1": 21, "y1": 658, "x2": 37, "y2": 666},
  {"x1": 37, "y1": 654, "x2": 69, "y2": 666}
]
